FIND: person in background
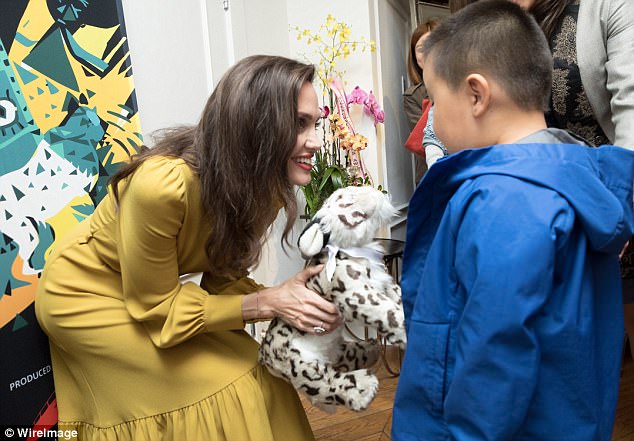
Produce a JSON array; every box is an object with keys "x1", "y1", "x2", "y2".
[
  {"x1": 403, "y1": 19, "x2": 439, "y2": 182},
  {"x1": 421, "y1": 0, "x2": 480, "y2": 169},
  {"x1": 35, "y1": 55, "x2": 341, "y2": 441},
  {"x1": 512, "y1": 0, "x2": 634, "y2": 364},
  {"x1": 392, "y1": 2, "x2": 634, "y2": 440}
]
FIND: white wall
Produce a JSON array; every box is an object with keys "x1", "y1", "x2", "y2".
[
  {"x1": 120, "y1": 0, "x2": 213, "y2": 142},
  {"x1": 229, "y1": 0, "x2": 291, "y2": 60},
  {"x1": 121, "y1": 0, "x2": 291, "y2": 143},
  {"x1": 375, "y1": 0, "x2": 415, "y2": 240}
]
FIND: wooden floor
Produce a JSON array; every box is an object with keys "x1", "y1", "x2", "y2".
[
  {"x1": 301, "y1": 346, "x2": 401, "y2": 441},
  {"x1": 613, "y1": 347, "x2": 634, "y2": 441},
  {"x1": 302, "y1": 346, "x2": 634, "y2": 441}
]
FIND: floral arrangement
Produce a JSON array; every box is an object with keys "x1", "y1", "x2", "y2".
[{"x1": 292, "y1": 15, "x2": 385, "y2": 218}]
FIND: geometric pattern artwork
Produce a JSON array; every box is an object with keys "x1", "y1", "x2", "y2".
[{"x1": 0, "y1": 0, "x2": 142, "y2": 428}]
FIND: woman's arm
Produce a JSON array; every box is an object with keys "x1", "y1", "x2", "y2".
[
  {"x1": 403, "y1": 83, "x2": 426, "y2": 130},
  {"x1": 603, "y1": 0, "x2": 634, "y2": 149},
  {"x1": 117, "y1": 159, "x2": 247, "y2": 348}
]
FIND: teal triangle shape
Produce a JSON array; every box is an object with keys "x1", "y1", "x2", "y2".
[
  {"x1": 47, "y1": 82, "x2": 59, "y2": 94},
  {"x1": 12, "y1": 186, "x2": 25, "y2": 201},
  {"x1": 13, "y1": 62, "x2": 39, "y2": 84},
  {"x1": 23, "y1": 29, "x2": 79, "y2": 91},
  {"x1": 63, "y1": 7, "x2": 77, "y2": 22},
  {"x1": 13, "y1": 314, "x2": 29, "y2": 331},
  {"x1": 49, "y1": 133, "x2": 63, "y2": 143}
]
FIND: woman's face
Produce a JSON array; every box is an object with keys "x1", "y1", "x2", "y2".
[
  {"x1": 415, "y1": 33, "x2": 428, "y2": 71},
  {"x1": 287, "y1": 81, "x2": 321, "y2": 186},
  {"x1": 510, "y1": 0, "x2": 535, "y2": 9}
]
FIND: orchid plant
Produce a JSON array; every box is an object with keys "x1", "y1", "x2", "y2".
[{"x1": 292, "y1": 15, "x2": 385, "y2": 218}]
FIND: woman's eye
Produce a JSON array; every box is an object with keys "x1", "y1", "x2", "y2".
[{"x1": 314, "y1": 120, "x2": 322, "y2": 130}]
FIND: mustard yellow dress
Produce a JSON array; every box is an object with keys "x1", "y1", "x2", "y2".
[{"x1": 35, "y1": 156, "x2": 314, "y2": 441}]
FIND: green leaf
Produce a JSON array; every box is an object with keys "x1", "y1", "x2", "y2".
[
  {"x1": 318, "y1": 166, "x2": 336, "y2": 191},
  {"x1": 330, "y1": 169, "x2": 344, "y2": 189}
]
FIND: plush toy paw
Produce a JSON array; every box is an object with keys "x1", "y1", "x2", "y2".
[{"x1": 344, "y1": 370, "x2": 379, "y2": 411}]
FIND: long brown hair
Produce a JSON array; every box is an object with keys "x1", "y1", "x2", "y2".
[
  {"x1": 110, "y1": 55, "x2": 315, "y2": 276},
  {"x1": 528, "y1": 0, "x2": 570, "y2": 40},
  {"x1": 407, "y1": 19, "x2": 440, "y2": 85}
]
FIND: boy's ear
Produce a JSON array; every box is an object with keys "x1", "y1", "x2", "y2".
[{"x1": 465, "y1": 73, "x2": 491, "y2": 118}]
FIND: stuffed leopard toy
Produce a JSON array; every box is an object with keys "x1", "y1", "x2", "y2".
[{"x1": 258, "y1": 186, "x2": 407, "y2": 412}]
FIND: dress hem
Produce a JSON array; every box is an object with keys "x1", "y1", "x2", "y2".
[{"x1": 59, "y1": 365, "x2": 259, "y2": 430}]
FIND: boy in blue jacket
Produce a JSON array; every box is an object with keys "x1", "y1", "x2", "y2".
[{"x1": 392, "y1": 1, "x2": 634, "y2": 440}]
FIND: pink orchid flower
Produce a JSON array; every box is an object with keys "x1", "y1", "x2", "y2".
[
  {"x1": 347, "y1": 86, "x2": 368, "y2": 106},
  {"x1": 345, "y1": 86, "x2": 385, "y2": 126},
  {"x1": 364, "y1": 91, "x2": 385, "y2": 125}
]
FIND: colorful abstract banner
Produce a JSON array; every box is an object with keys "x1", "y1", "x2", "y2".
[{"x1": 0, "y1": 0, "x2": 142, "y2": 432}]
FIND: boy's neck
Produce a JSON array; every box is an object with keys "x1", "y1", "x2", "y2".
[{"x1": 491, "y1": 109, "x2": 548, "y2": 145}]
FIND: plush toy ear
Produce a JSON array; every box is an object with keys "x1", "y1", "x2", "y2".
[{"x1": 298, "y1": 218, "x2": 329, "y2": 259}]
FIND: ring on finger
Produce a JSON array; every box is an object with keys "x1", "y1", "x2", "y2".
[{"x1": 313, "y1": 321, "x2": 326, "y2": 335}]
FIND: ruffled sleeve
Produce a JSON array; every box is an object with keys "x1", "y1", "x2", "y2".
[{"x1": 116, "y1": 157, "x2": 251, "y2": 348}]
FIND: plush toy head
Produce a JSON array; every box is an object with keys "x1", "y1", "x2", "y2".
[{"x1": 298, "y1": 186, "x2": 396, "y2": 259}]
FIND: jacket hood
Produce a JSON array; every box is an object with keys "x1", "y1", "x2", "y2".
[{"x1": 417, "y1": 139, "x2": 634, "y2": 253}]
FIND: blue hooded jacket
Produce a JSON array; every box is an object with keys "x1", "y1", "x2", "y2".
[{"x1": 393, "y1": 134, "x2": 634, "y2": 441}]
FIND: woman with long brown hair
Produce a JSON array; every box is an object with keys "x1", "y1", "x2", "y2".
[
  {"x1": 403, "y1": 19, "x2": 439, "y2": 131},
  {"x1": 35, "y1": 55, "x2": 339, "y2": 440},
  {"x1": 403, "y1": 19, "x2": 440, "y2": 182}
]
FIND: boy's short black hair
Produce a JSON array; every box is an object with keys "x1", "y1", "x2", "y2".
[{"x1": 423, "y1": 0, "x2": 552, "y2": 111}]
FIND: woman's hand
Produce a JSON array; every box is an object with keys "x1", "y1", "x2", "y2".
[
  {"x1": 620, "y1": 241, "x2": 630, "y2": 259},
  {"x1": 256, "y1": 265, "x2": 342, "y2": 335}
]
